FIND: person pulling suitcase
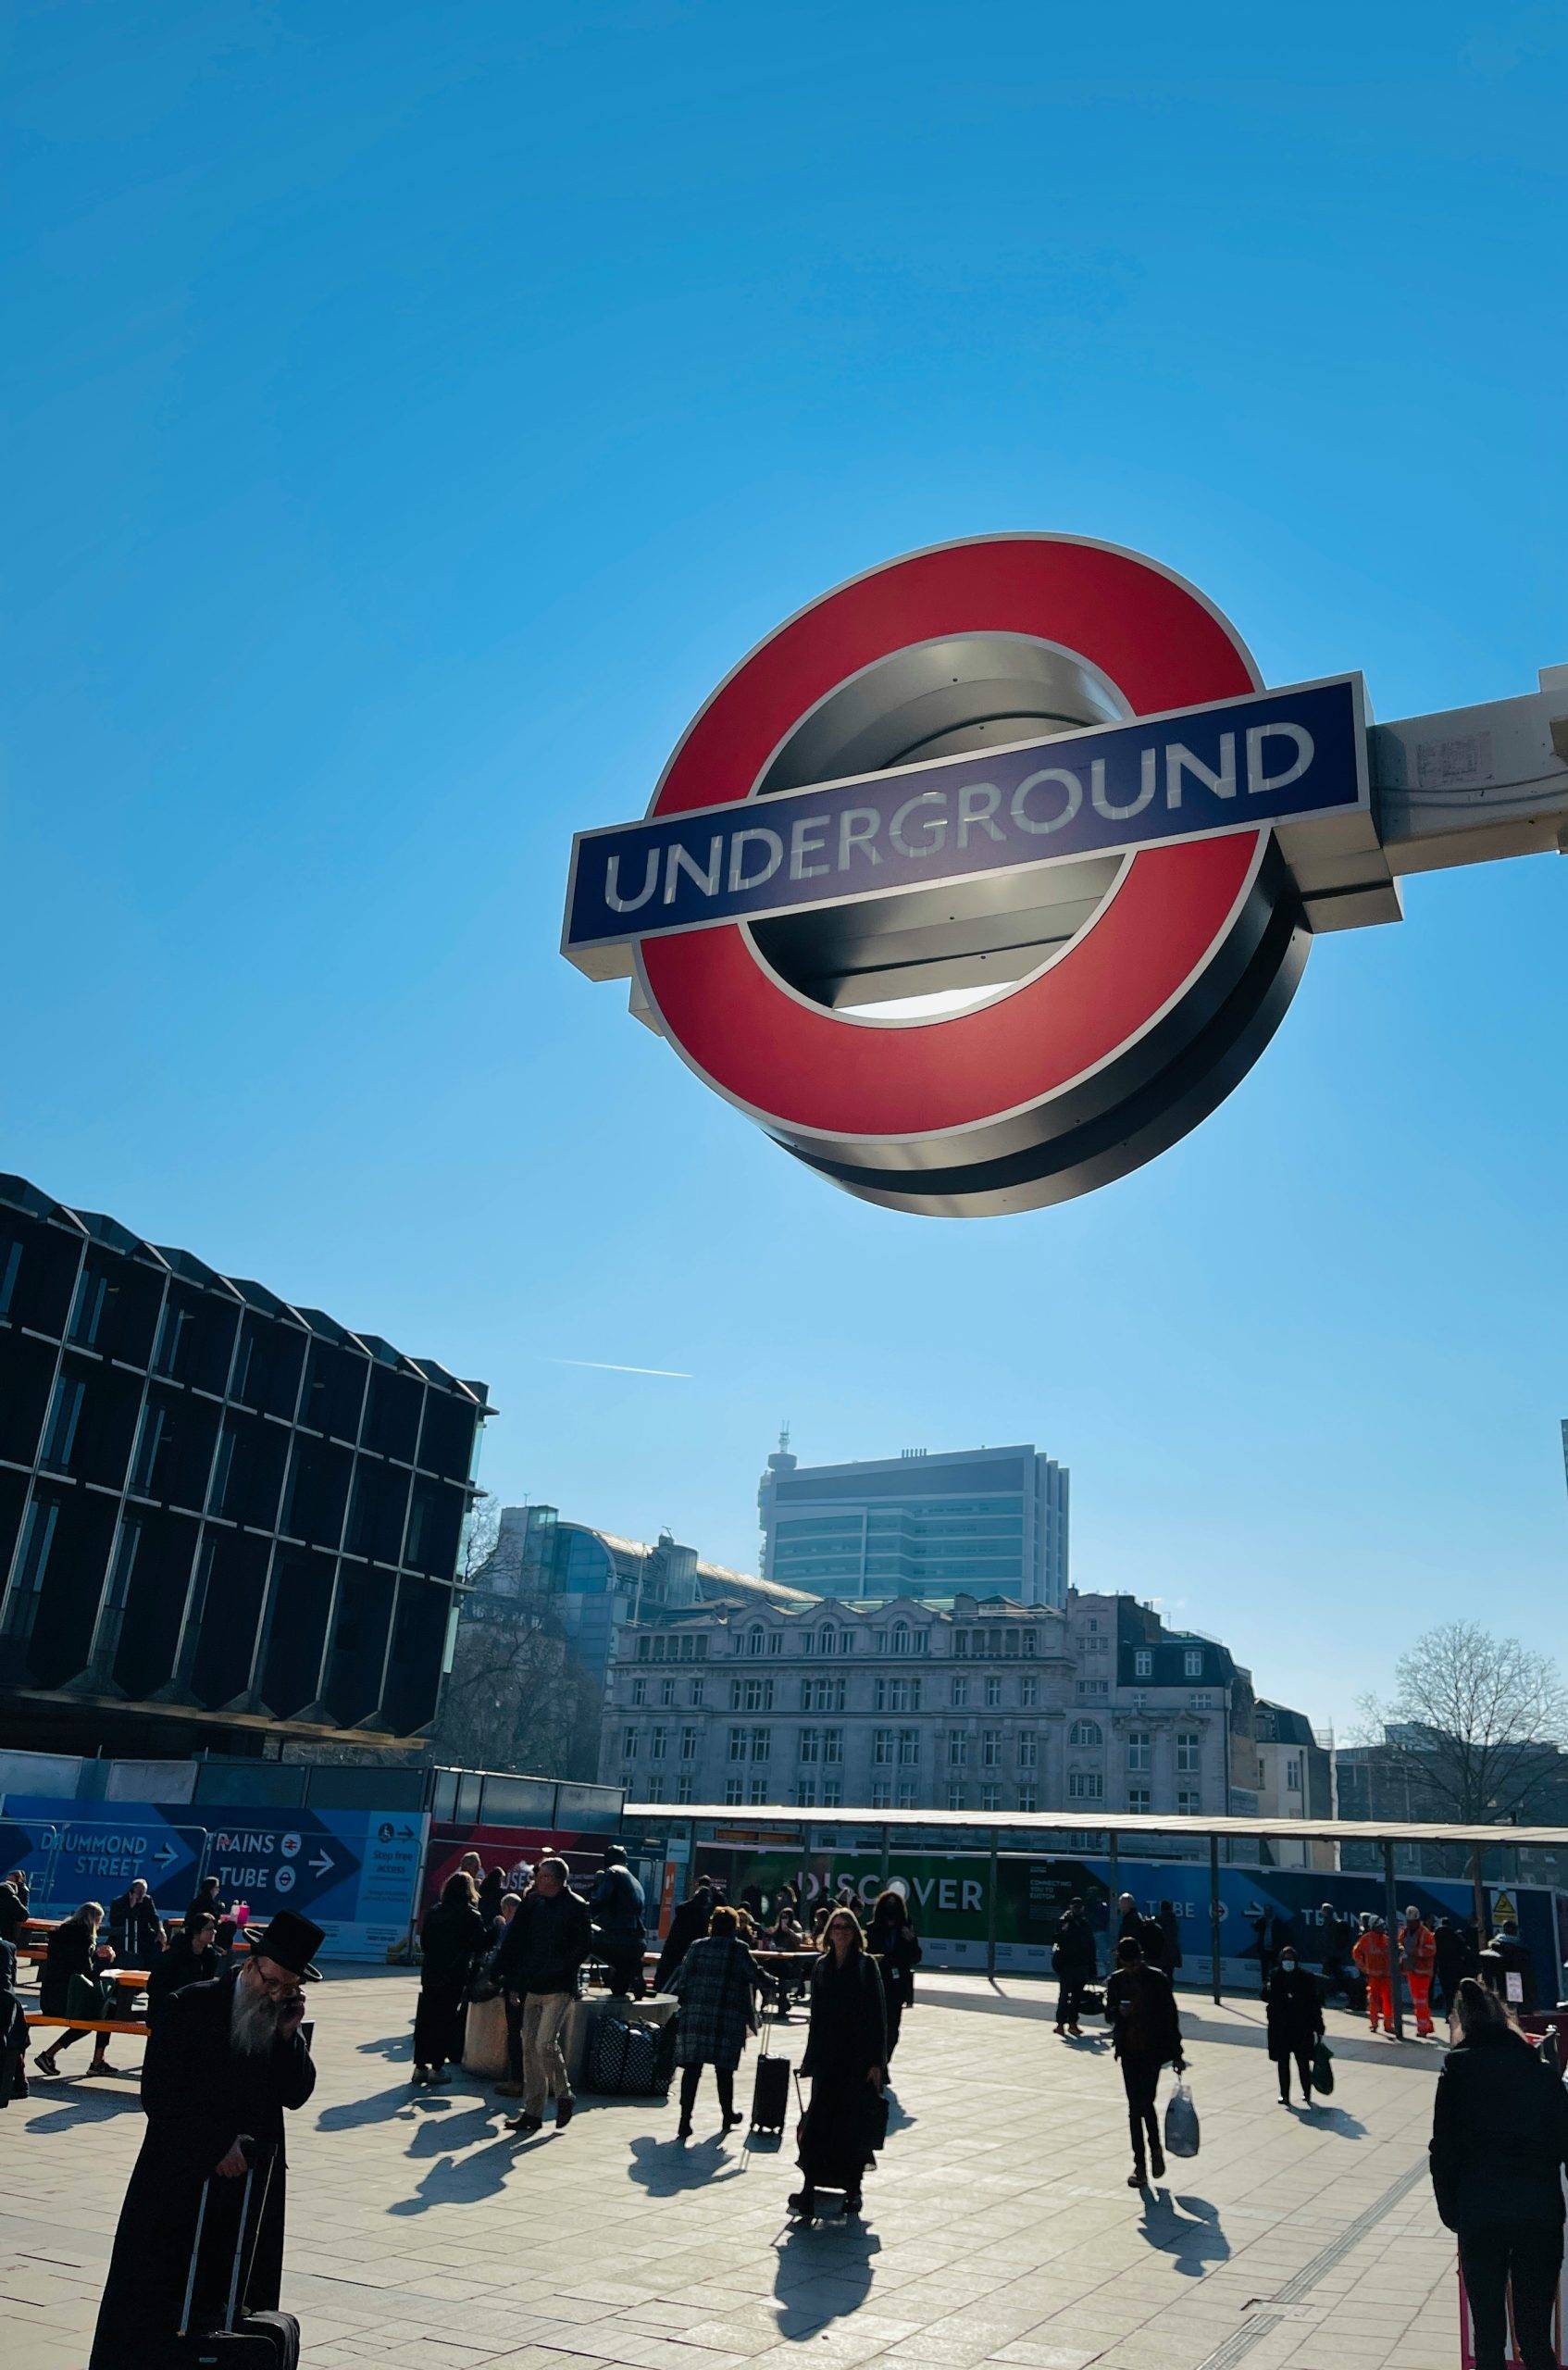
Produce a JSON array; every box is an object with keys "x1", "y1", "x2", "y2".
[
  {"x1": 88, "y1": 1908, "x2": 321, "y2": 2369},
  {"x1": 169, "y1": 2142, "x2": 300, "y2": 2363}
]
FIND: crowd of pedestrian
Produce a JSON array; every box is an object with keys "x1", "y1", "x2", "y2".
[
  {"x1": 404, "y1": 1852, "x2": 907, "y2": 2216},
  {"x1": 6, "y1": 1847, "x2": 1562, "y2": 2366},
  {"x1": 1043, "y1": 1885, "x2": 1562, "y2": 2195}
]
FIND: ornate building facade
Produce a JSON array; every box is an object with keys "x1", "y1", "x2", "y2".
[{"x1": 603, "y1": 1585, "x2": 1259, "y2": 1823}]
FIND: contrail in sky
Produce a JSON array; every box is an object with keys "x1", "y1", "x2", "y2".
[{"x1": 548, "y1": 1357, "x2": 692, "y2": 1379}]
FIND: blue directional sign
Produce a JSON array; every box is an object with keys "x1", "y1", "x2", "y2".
[
  {"x1": 0, "y1": 1797, "x2": 429, "y2": 1961},
  {"x1": 564, "y1": 673, "x2": 1369, "y2": 966}
]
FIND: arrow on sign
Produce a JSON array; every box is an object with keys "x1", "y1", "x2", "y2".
[
  {"x1": 309, "y1": 1851, "x2": 335, "y2": 1879},
  {"x1": 156, "y1": 1843, "x2": 180, "y2": 1870}
]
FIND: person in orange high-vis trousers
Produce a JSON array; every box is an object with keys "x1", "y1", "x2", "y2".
[
  {"x1": 1352, "y1": 1917, "x2": 1393, "y2": 2033},
  {"x1": 1398, "y1": 1906, "x2": 1437, "y2": 2037}
]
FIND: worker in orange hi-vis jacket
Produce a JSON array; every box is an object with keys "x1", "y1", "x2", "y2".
[
  {"x1": 1352, "y1": 1916, "x2": 1394, "y2": 2033},
  {"x1": 1397, "y1": 1905, "x2": 1437, "y2": 2037}
]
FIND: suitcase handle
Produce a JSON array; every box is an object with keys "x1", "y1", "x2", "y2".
[
  {"x1": 225, "y1": 2153, "x2": 276, "y2": 2333},
  {"x1": 178, "y1": 2145, "x2": 276, "y2": 2339},
  {"x1": 178, "y1": 2180, "x2": 210, "y2": 2339}
]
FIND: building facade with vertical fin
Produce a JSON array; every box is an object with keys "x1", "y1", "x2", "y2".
[
  {"x1": 757, "y1": 1438, "x2": 1069, "y2": 1607},
  {"x1": 0, "y1": 1176, "x2": 489, "y2": 1759}
]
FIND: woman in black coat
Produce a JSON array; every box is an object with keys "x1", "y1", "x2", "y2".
[
  {"x1": 182, "y1": 1877, "x2": 226, "y2": 1938},
  {"x1": 653, "y1": 1883, "x2": 714, "y2": 1994},
  {"x1": 33, "y1": 1902, "x2": 119, "y2": 2078},
  {"x1": 1431, "y1": 1977, "x2": 1568, "y2": 2370},
  {"x1": 790, "y1": 1908, "x2": 888, "y2": 2221},
  {"x1": 146, "y1": 1915, "x2": 220, "y2": 2024},
  {"x1": 864, "y1": 1889, "x2": 922, "y2": 2063},
  {"x1": 1265, "y1": 1944, "x2": 1325, "y2": 2105},
  {"x1": 414, "y1": 1873, "x2": 489, "y2": 2084}
]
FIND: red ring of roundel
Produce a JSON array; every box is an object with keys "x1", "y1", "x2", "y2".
[{"x1": 640, "y1": 536, "x2": 1262, "y2": 1141}]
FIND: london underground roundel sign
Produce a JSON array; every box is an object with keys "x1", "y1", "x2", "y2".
[{"x1": 562, "y1": 534, "x2": 1568, "y2": 1217}]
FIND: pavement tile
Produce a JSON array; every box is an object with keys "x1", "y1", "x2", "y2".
[{"x1": 0, "y1": 1966, "x2": 1472, "y2": 2370}]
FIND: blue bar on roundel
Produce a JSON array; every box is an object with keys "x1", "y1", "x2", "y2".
[{"x1": 563, "y1": 674, "x2": 1367, "y2": 957}]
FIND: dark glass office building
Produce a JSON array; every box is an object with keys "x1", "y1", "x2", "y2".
[{"x1": 0, "y1": 1177, "x2": 490, "y2": 1759}]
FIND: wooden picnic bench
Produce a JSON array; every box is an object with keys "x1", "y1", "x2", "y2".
[
  {"x1": 23, "y1": 1965, "x2": 153, "y2": 2044},
  {"x1": 25, "y1": 2016, "x2": 149, "y2": 2039}
]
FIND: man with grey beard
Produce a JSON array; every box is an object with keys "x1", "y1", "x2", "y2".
[{"x1": 89, "y1": 1907, "x2": 323, "y2": 2366}]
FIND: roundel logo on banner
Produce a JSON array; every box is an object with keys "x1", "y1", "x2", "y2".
[{"x1": 563, "y1": 534, "x2": 1390, "y2": 1217}]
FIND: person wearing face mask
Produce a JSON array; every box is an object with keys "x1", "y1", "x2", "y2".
[{"x1": 1266, "y1": 1940, "x2": 1325, "y2": 2106}]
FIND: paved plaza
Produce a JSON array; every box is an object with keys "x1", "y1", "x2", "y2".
[{"x1": 1, "y1": 1969, "x2": 1469, "y2": 2370}]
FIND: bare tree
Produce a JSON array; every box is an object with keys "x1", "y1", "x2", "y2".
[
  {"x1": 1358, "y1": 1623, "x2": 1568, "y2": 1924},
  {"x1": 426, "y1": 1492, "x2": 604, "y2": 1778},
  {"x1": 1359, "y1": 1624, "x2": 1568, "y2": 1824},
  {"x1": 459, "y1": 1490, "x2": 503, "y2": 1586}
]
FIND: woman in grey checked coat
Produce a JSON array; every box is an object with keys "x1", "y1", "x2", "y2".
[{"x1": 666, "y1": 1904, "x2": 762, "y2": 2139}]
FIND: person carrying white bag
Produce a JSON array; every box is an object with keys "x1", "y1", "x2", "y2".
[{"x1": 1104, "y1": 1934, "x2": 1188, "y2": 2189}]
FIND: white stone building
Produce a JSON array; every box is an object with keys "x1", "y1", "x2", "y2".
[{"x1": 602, "y1": 1586, "x2": 1253, "y2": 1821}]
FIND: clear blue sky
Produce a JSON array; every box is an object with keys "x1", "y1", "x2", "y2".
[{"x1": 5, "y1": 4, "x2": 1565, "y2": 1733}]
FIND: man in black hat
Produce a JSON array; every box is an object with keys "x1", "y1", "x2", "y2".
[{"x1": 88, "y1": 1906, "x2": 323, "y2": 2368}]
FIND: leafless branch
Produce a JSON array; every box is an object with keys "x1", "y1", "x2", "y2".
[{"x1": 1360, "y1": 1623, "x2": 1568, "y2": 1827}]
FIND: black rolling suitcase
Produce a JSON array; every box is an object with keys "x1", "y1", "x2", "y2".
[
  {"x1": 165, "y1": 2152, "x2": 300, "y2": 2365},
  {"x1": 750, "y1": 2007, "x2": 790, "y2": 2133}
]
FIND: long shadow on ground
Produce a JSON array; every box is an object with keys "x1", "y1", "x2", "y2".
[
  {"x1": 1139, "y1": 2189, "x2": 1231, "y2": 2276},
  {"x1": 773, "y1": 2222, "x2": 881, "y2": 2337}
]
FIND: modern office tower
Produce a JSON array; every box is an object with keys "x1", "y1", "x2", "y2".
[
  {"x1": 0, "y1": 1175, "x2": 489, "y2": 1758},
  {"x1": 758, "y1": 1438, "x2": 1069, "y2": 1607}
]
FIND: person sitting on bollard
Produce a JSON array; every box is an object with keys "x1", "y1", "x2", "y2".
[{"x1": 589, "y1": 1845, "x2": 648, "y2": 1999}]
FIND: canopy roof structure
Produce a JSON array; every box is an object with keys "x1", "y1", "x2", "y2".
[{"x1": 624, "y1": 1801, "x2": 1568, "y2": 1851}]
